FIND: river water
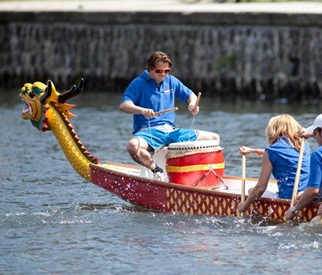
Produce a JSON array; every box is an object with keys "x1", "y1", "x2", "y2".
[{"x1": 1, "y1": 88, "x2": 322, "y2": 275}]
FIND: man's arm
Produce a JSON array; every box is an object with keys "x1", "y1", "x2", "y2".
[
  {"x1": 119, "y1": 101, "x2": 155, "y2": 119},
  {"x1": 285, "y1": 187, "x2": 319, "y2": 220}
]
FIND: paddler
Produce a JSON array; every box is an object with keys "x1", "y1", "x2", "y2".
[
  {"x1": 237, "y1": 114, "x2": 310, "y2": 213},
  {"x1": 285, "y1": 114, "x2": 322, "y2": 220}
]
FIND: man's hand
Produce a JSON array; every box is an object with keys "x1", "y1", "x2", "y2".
[
  {"x1": 188, "y1": 104, "x2": 199, "y2": 116},
  {"x1": 141, "y1": 108, "x2": 155, "y2": 119},
  {"x1": 285, "y1": 207, "x2": 297, "y2": 220},
  {"x1": 298, "y1": 129, "x2": 313, "y2": 139},
  {"x1": 237, "y1": 201, "x2": 248, "y2": 213}
]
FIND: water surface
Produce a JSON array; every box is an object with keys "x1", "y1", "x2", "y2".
[{"x1": 1, "y1": 89, "x2": 322, "y2": 275}]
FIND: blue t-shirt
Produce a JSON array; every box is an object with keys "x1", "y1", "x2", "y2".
[
  {"x1": 265, "y1": 137, "x2": 310, "y2": 199},
  {"x1": 120, "y1": 70, "x2": 192, "y2": 133},
  {"x1": 307, "y1": 146, "x2": 322, "y2": 196}
]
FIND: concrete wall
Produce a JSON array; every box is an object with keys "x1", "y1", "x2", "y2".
[{"x1": 1, "y1": 10, "x2": 322, "y2": 102}]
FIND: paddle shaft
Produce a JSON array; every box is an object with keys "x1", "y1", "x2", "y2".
[
  {"x1": 241, "y1": 154, "x2": 246, "y2": 203},
  {"x1": 154, "y1": 107, "x2": 178, "y2": 116},
  {"x1": 290, "y1": 138, "x2": 305, "y2": 208}
]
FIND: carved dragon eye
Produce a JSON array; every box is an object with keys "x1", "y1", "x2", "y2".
[{"x1": 29, "y1": 91, "x2": 36, "y2": 98}]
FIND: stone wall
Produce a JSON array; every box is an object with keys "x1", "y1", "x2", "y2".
[{"x1": 1, "y1": 10, "x2": 322, "y2": 102}]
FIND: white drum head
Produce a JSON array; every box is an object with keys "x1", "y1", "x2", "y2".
[{"x1": 166, "y1": 140, "x2": 223, "y2": 159}]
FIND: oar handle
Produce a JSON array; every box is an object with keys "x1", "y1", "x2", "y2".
[
  {"x1": 193, "y1": 92, "x2": 202, "y2": 112},
  {"x1": 154, "y1": 107, "x2": 178, "y2": 116},
  {"x1": 290, "y1": 138, "x2": 305, "y2": 208}
]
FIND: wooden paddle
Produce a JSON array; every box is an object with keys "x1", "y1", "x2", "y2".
[
  {"x1": 154, "y1": 107, "x2": 178, "y2": 116},
  {"x1": 241, "y1": 154, "x2": 246, "y2": 203},
  {"x1": 290, "y1": 138, "x2": 305, "y2": 209},
  {"x1": 239, "y1": 154, "x2": 246, "y2": 217}
]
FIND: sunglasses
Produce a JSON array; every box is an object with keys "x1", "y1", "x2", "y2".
[{"x1": 154, "y1": 68, "x2": 171, "y2": 74}]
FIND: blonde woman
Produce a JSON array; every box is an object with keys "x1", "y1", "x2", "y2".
[{"x1": 238, "y1": 114, "x2": 310, "y2": 213}]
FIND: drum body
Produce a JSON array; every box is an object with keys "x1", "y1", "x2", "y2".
[{"x1": 166, "y1": 140, "x2": 224, "y2": 187}]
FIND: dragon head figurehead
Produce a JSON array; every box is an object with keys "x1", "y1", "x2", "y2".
[
  {"x1": 19, "y1": 78, "x2": 99, "y2": 180},
  {"x1": 19, "y1": 79, "x2": 84, "y2": 131},
  {"x1": 20, "y1": 81, "x2": 47, "y2": 130}
]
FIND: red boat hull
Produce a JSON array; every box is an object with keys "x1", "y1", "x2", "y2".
[{"x1": 90, "y1": 163, "x2": 320, "y2": 223}]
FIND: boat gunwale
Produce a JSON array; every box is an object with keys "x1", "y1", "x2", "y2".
[{"x1": 90, "y1": 162, "x2": 320, "y2": 207}]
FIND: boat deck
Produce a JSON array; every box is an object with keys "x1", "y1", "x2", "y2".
[{"x1": 99, "y1": 162, "x2": 278, "y2": 199}]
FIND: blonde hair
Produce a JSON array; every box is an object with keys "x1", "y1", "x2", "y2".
[{"x1": 265, "y1": 114, "x2": 303, "y2": 150}]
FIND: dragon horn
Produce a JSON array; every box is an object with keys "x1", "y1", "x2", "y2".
[
  {"x1": 58, "y1": 78, "x2": 84, "y2": 103},
  {"x1": 40, "y1": 80, "x2": 53, "y2": 105}
]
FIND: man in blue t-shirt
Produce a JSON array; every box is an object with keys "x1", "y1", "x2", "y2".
[
  {"x1": 285, "y1": 114, "x2": 322, "y2": 220},
  {"x1": 119, "y1": 51, "x2": 220, "y2": 179}
]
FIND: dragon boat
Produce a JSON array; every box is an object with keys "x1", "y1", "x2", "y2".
[{"x1": 19, "y1": 79, "x2": 321, "y2": 223}]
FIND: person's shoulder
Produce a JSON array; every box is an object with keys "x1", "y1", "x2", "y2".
[
  {"x1": 312, "y1": 146, "x2": 322, "y2": 159},
  {"x1": 167, "y1": 75, "x2": 191, "y2": 93},
  {"x1": 316, "y1": 145, "x2": 322, "y2": 153},
  {"x1": 272, "y1": 137, "x2": 293, "y2": 148},
  {"x1": 167, "y1": 74, "x2": 181, "y2": 83},
  {"x1": 265, "y1": 140, "x2": 283, "y2": 152},
  {"x1": 135, "y1": 71, "x2": 148, "y2": 80},
  {"x1": 128, "y1": 72, "x2": 148, "y2": 86},
  {"x1": 267, "y1": 139, "x2": 281, "y2": 149}
]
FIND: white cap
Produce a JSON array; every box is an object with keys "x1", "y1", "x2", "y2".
[{"x1": 306, "y1": 114, "x2": 322, "y2": 134}]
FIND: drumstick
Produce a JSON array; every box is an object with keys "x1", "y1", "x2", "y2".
[
  {"x1": 155, "y1": 107, "x2": 178, "y2": 116},
  {"x1": 193, "y1": 92, "x2": 202, "y2": 112}
]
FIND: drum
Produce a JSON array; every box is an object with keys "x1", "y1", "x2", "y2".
[{"x1": 166, "y1": 140, "x2": 225, "y2": 187}]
